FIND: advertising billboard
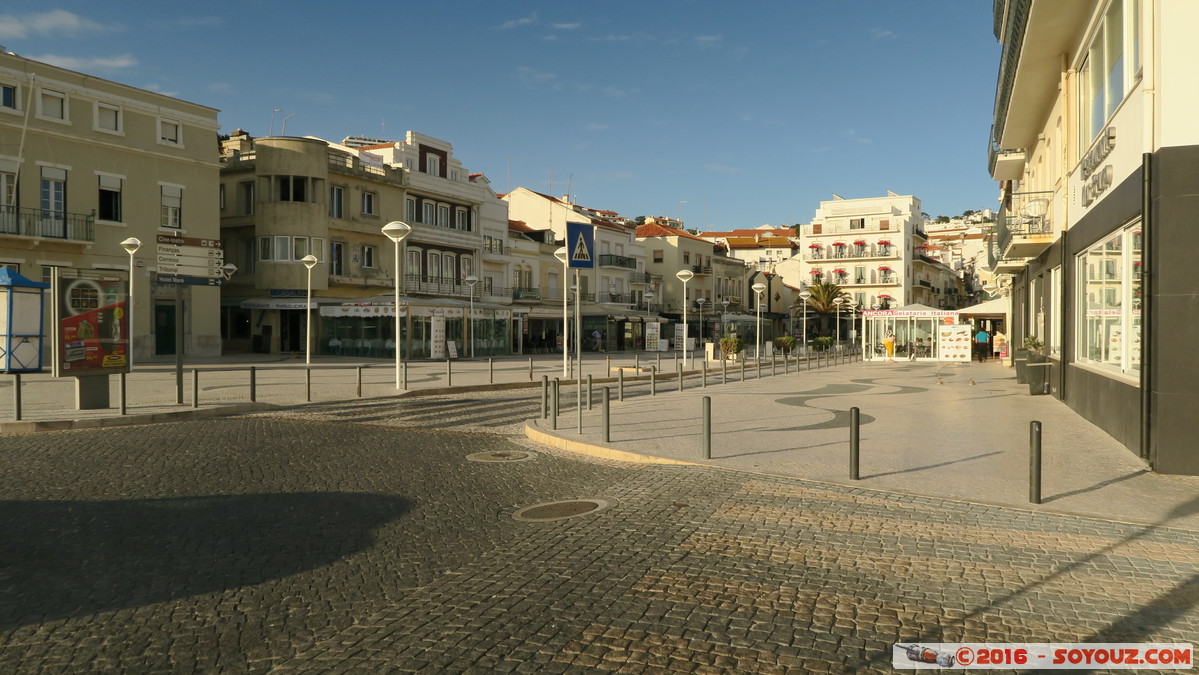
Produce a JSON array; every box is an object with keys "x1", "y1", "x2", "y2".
[{"x1": 58, "y1": 269, "x2": 129, "y2": 374}]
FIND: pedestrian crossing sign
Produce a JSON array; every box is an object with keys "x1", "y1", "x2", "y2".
[{"x1": 566, "y1": 222, "x2": 595, "y2": 269}]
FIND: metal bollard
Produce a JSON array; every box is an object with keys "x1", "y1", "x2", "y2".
[
  {"x1": 541, "y1": 375, "x2": 548, "y2": 418},
  {"x1": 618, "y1": 368, "x2": 625, "y2": 401},
  {"x1": 702, "y1": 358, "x2": 708, "y2": 388},
  {"x1": 771, "y1": 353, "x2": 777, "y2": 376},
  {"x1": 250, "y1": 366, "x2": 257, "y2": 402},
  {"x1": 606, "y1": 356, "x2": 611, "y2": 378},
  {"x1": 651, "y1": 366, "x2": 657, "y2": 396},
  {"x1": 586, "y1": 374, "x2": 593, "y2": 410},
  {"x1": 551, "y1": 378, "x2": 560, "y2": 429},
  {"x1": 703, "y1": 395, "x2": 712, "y2": 460},
  {"x1": 722, "y1": 358, "x2": 728, "y2": 385},
  {"x1": 656, "y1": 353, "x2": 661, "y2": 372},
  {"x1": 489, "y1": 357, "x2": 494, "y2": 384},
  {"x1": 784, "y1": 352, "x2": 790, "y2": 374},
  {"x1": 756, "y1": 356, "x2": 762, "y2": 380},
  {"x1": 529, "y1": 357, "x2": 533, "y2": 381},
  {"x1": 602, "y1": 387, "x2": 611, "y2": 443},
  {"x1": 447, "y1": 359, "x2": 452, "y2": 387},
  {"x1": 849, "y1": 407, "x2": 860, "y2": 480},
  {"x1": 119, "y1": 371, "x2": 127, "y2": 416},
  {"x1": 677, "y1": 362, "x2": 683, "y2": 393},
  {"x1": 356, "y1": 366, "x2": 363, "y2": 398},
  {"x1": 402, "y1": 361, "x2": 409, "y2": 390},
  {"x1": 634, "y1": 354, "x2": 640, "y2": 372},
  {"x1": 806, "y1": 349, "x2": 811, "y2": 371},
  {"x1": 1030, "y1": 420, "x2": 1042, "y2": 504},
  {"x1": 194, "y1": 369, "x2": 201, "y2": 408},
  {"x1": 11, "y1": 372, "x2": 21, "y2": 421},
  {"x1": 577, "y1": 377, "x2": 583, "y2": 434},
  {"x1": 304, "y1": 368, "x2": 311, "y2": 403},
  {"x1": 740, "y1": 359, "x2": 746, "y2": 382}
]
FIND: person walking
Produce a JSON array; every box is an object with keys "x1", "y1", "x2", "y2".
[{"x1": 974, "y1": 326, "x2": 991, "y2": 362}]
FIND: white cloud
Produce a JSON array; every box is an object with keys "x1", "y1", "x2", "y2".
[
  {"x1": 141, "y1": 83, "x2": 180, "y2": 97},
  {"x1": 499, "y1": 12, "x2": 537, "y2": 29},
  {"x1": 0, "y1": 10, "x2": 117, "y2": 39},
  {"x1": 871, "y1": 28, "x2": 896, "y2": 40},
  {"x1": 694, "y1": 34, "x2": 723, "y2": 46},
  {"x1": 518, "y1": 66, "x2": 558, "y2": 84},
  {"x1": 552, "y1": 22, "x2": 581, "y2": 30},
  {"x1": 32, "y1": 53, "x2": 137, "y2": 72},
  {"x1": 590, "y1": 34, "x2": 632, "y2": 42}
]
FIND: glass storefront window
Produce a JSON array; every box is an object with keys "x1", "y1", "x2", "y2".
[{"x1": 1076, "y1": 220, "x2": 1141, "y2": 376}]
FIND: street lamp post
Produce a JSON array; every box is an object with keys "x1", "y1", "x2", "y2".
[
  {"x1": 848, "y1": 299, "x2": 859, "y2": 354},
  {"x1": 302, "y1": 254, "x2": 319, "y2": 366},
  {"x1": 695, "y1": 297, "x2": 707, "y2": 347},
  {"x1": 799, "y1": 289, "x2": 811, "y2": 355},
  {"x1": 119, "y1": 237, "x2": 141, "y2": 370},
  {"x1": 833, "y1": 296, "x2": 845, "y2": 352},
  {"x1": 554, "y1": 247, "x2": 569, "y2": 377},
  {"x1": 464, "y1": 275, "x2": 478, "y2": 358},
  {"x1": 676, "y1": 269, "x2": 694, "y2": 365},
  {"x1": 382, "y1": 221, "x2": 412, "y2": 389},
  {"x1": 752, "y1": 282, "x2": 766, "y2": 359}
]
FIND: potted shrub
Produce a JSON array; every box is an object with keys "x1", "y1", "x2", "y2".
[
  {"x1": 1013, "y1": 336, "x2": 1039, "y2": 384},
  {"x1": 1023, "y1": 337, "x2": 1049, "y2": 395},
  {"x1": 719, "y1": 336, "x2": 744, "y2": 361},
  {"x1": 813, "y1": 336, "x2": 833, "y2": 352},
  {"x1": 773, "y1": 336, "x2": 796, "y2": 355}
]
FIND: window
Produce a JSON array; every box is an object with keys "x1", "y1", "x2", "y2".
[
  {"x1": 312, "y1": 237, "x2": 325, "y2": 262},
  {"x1": 450, "y1": 168, "x2": 460, "y2": 182},
  {"x1": 850, "y1": 218, "x2": 865, "y2": 230},
  {"x1": 330, "y1": 241, "x2": 345, "y2": 275},
  {"x1": 241, "y1": 239, "x2": 255, "y2": 274},
  {"x1": 1078, "y1": 0, "x2": 1139, "y2": 145},
  {"x1": 0, "y1": 261, "x2": 18, "y2": 273},
  {"x1": 407, "y1": 249, "x2": 422, "y2": 279},
  {"x1": 437, "y1": 205, "x2": 450, "y2": 227},
  {"x1": 292, "y1": 237, "x2": 309, "y2": 260},
  {"x1": 455, "y1": 208, "x2": 468, "y2": 230},
  {"x1": 240, "y1": 181, "x2": 255, "y2": 215},
  {"x1": 329, "y1": 186, "x2": 344, "y2": 218},
  {"x1": 160, "y1": 185, "x2": 182, "y2": 228},
  {"x1": 1, "y1": 84, "x2": 16, "y2": 111},
  {"x1": 159, "y1": 118, "x2": 181, "y2": 145},
  {"x1": 40, "y1": 167, "x2": 66, "y2": 235},
  {"x1": 95, "y1": 103, "x2": 121, "y2": 133},
  {"x1": 361, "y1": 245, "x2": 377, "y2": 268},
  {"x1": 259, "y1": 237, "x2": 272, "y2": 261},
  {"x1": 1, "y1": 171, "x2": 16, "y2": 208},
  {"x1": 274, "y1": 236, "x2": 290, "y2": 261},
  {"x1": 406, "y1": 198, "x2": 416, "y2": 222},
  {"x1": 443, "y1": 253, "x2": 457, "y2": 281},
  {"x1": 39, "y1": 89, "x2": 67, "y2": 121},
  {"x1": 277, "y1": 176, "x2": 308, "y2": 202},
  {"x1": 422, "y1": 202, "x2": 435, "y2": 224},
  {"x1": 879, "y1": 219, "x2": 890, "y2": 230},
  {"x1": 426, "y1": 154, "x2": 441, "y2": 177},
  {"x1": 98, "y1": 174, "x2": 122, "y2": 222},
  {"x1": 683, "y1": 252, "x2": 690, "y2": 264},
  {"x1": 428, "y1": 253, "x2": 441, "y2": 280},
  {"x1": 1076, "y1": 220, "x2": 1141, "y2": 376},
  {"x1": 653, "y1": 250, "x2": 664, "y2": 263},
  {"x1": 361, "y1": 191, "x2": 376, "y2": 215},
  {"x1": 461, "y1": 256, "x2": 473, "y2": 279}
]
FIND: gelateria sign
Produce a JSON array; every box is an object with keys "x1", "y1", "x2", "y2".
[{"x1": 1080, "y1": 126, "x2": 1116, "y2": 207}]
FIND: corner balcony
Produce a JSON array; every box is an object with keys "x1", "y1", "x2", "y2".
[
  {"x1": 597, "y1": 254, "x2": 637, "y2": 270},
  {"x1": 0, "y1": 206, "x2": 95, "y2": 243},
  {"x1": 996, "y1": 190, "x2": 1054, "y2": 261}
]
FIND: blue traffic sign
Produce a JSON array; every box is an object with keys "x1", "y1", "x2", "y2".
[{"x1": 566, "y1": 222, "x2": 595, "y2": 269}]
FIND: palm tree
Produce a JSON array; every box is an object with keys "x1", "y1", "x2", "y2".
[{"x1": 795, "y1": 280, "x2": 849, "y2": 338}]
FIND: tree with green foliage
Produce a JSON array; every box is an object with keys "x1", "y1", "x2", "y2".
[{"x1": 794, "y1": 280, "x2": 849, "y2": 337}]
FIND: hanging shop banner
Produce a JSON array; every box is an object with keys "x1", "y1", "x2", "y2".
[{"x1": 57, "y1": 268, "x2": 129, "y2": 374}]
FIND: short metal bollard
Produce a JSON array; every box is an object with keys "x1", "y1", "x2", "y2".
[
  {"x1": 356, "y1": 366, "x2": 363, "y2": 398},
  {"x1": 447, "y1": 359, "x2": 452, "y2": 387},
  {"x1": 194, "y1": 369, "x2": 201, "y2": 408},
  {"x1": 586, "y1": 374, "x2": 593, "y2": 410},
  {"x1": 650, "y1": 366, "x2": 657, "y2": 396},
  {"x1": 304, "y1": 368, "x2": 311, "y2": 403},
  {"x1": 489, "y1": 357, "x2": 494, "y2": 384},
  {"x1": 606, "y1": 356, "x2": 611, "y2": 378},
  {"x1": 618, "y1": 368, "x2": 625, "y2": 401},
  {"x1": 677, "y1": 362, "x2": 683, "y2": 393},
  {"x1": 756, "y1": 356, "x2": 762, "y2": 380},
  {"x1": 402, "y1": 361, "x2": 409, "y2": 389},
  {"x1": 529, "y1": 357, "x2": 534, "y2": 381},
  {"x1": 771, "y1": 353, "x2": 777, "y2": 376},
  {"x1": 541, "y1": 375, "x2": 549, "y2": 418},
  {"x1": 702, "y1": 358, "x2": 708, "y2": 388},
  {"x1": 602, "y1": 387, "x2": 611, "y2": 443},
  {"x1": 11, "y1": 372, "x2": 22, "y2": 421},
  {"x1": 119, "y1": 372, "x2": 127, "y2": 415},
  {"x1": 577, "y1": 377, "x2": 583, "y2": 434},
  {"x1": 551, "y1": 378, "x2": 560, "y2": 429},
  {"x1": 656, "y1": 353, "x2": 662, "y2": 372},
  {"x1": 1030, "y1": 420, "x2": 1042, "y2": 504},
  {"x1": 250, "y1": 366, "x2": 257, "y2": 402},
  {"x1": 702, "y1": 395, "x2": 712, "y2": 460},
  {"x1": 740, "y1": 359, "x2": 746, "y2": 382},
  {"x1": 634, "y1": 354, "x2": 640, "y2": 372},
  {"x1": 849, "y1": 406, "x2": 860, "y2": 480},
  {"x1": 722, "y1": 358, "x2": 728, "y2": 385}
]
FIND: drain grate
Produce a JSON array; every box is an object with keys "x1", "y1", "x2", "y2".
[
  {"x1": 466, "y1": 450, "x2": 536, "y2": 463},
  {"x1": 513, "y1": 499, "x2": 610, "y2": 522}
]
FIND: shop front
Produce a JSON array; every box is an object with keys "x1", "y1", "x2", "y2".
[
  {"x1": 861, "y1": 305, "x2": 962, "y2": 361},
  {"x1": 318, "y1": 300, "x2": 511, "y2": 360}
]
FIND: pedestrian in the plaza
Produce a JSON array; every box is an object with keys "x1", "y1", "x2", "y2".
[
  {"x1": 974, "y1": 326, "x2": 991, "y2": 362},
  {"x1": 591, "y1": 328, "x2": 604, "y2": 352}
]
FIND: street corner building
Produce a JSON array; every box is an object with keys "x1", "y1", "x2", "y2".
[{"x1": 988, "y1": 0, "x2": 1199, "y2": 473}]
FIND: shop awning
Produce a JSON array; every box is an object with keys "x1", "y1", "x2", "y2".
[
  {"x1": 853, "y1": 240, "x2": 866, "y2": 245},
  {"x1": 878, "y1": 239, "x2": 891, "y2": 246},
  {"x1": 833, "y1": 241, "x2": 846, "y2": 247},
  {"x1": 878, "y1": 265, "x2": 892, "y2": 271},
  {"x1": 808, "y1": 243, "x2": 821, "y2": 249}
]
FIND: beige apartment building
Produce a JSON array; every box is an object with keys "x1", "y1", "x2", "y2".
[{"x1": 0, "y1": 51, "x2": 222, "y2": 362}]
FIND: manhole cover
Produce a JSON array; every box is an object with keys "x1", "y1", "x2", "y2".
[
  {"x1": 466, "y1": 450, "x2": 536, "y2": 463},
  {"x1": 513, "y1": 499, "x2": 610, "y2": 522}
]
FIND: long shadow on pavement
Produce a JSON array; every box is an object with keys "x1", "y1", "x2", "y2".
[{"x1": 0, "y1": 492, "x2": 411, "y2": 629}]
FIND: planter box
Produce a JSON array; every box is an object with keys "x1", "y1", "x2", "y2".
[
  {"x1": 1013, "y1": 349, "x2": 1030, "y2": 384},
  {"x1": 1027, "y1": 353, "x2": 1050, "y2": 395}
]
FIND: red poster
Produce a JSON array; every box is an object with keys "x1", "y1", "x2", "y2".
[{"x1": 58, "y1": 271, "x2": 129, "y2": 373}]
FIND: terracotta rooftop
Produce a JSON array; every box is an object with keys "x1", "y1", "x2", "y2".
[{"x1": 635, "y1": 222, "x2": 710, "y2": 243}]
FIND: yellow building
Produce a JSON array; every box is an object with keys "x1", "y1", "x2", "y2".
[{"x1": 0, "y1": 51, "x2": 222, "y2": 361}]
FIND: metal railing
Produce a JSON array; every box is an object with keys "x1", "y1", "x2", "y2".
[
  {"x1": 0, "y1": 205, "x2": 95, "y2": 242},
  {"x1": 995, "y1": 190, "x2": 1053, "y2": 254},
  {"x1": 598, "y1": 254, "x2": 637, "y2": 269}
]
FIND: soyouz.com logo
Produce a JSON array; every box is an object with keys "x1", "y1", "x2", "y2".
[{"x1": 893, "y1": 643, "x2": 1192, "y2": 669}]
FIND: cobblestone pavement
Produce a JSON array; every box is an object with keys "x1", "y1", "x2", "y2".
[{"x1": 1, "y1": 393, "x2": 1197, "y2": 672}]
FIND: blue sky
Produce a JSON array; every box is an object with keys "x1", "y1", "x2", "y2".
[{"x1": 0, "y1": 1, "x2": 1000, "y2": 229}]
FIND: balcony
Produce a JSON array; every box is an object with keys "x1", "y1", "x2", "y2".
[
  {"x1": 403, "y1": 274, "x2": 481, "y2": 298},
  {"x1": 0, "y1": 205, "x2": 95, "y2": 243},
  {"x1": 690, "y1": 265, "x2": 712, "y2": 275},
  {"x1": 629, "y1": 271, "x2": 659, "y2": 285},
  {"x1": 996, "y1": 190, "x2": 1054, "y2": 260},
  {"x1": 598, "y1": 254, "x2": 636, "y2": 270},
  {"x1": 596, "y1": 292, "x2": 630, "y2": 304}
]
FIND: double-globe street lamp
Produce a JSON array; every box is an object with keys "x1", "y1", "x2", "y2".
[
  {"x1": 798, "y1": 288, "x2": 812, "y2": 356},
  {"x1": 382, "y1": 221, "x2": 412, "y2": 389},
  {"x1": 752, "y1": 282, "x2": 767, "y2": 359},
  {"x1": 119, "y1": 237, "x2": 141, "y2": 370},
  {"x1": 676, "y1": 268, "x2": 694, "y2": 366},
  {"x1": 833, "y1": 296, "x2": 846, "y2": 352}
]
